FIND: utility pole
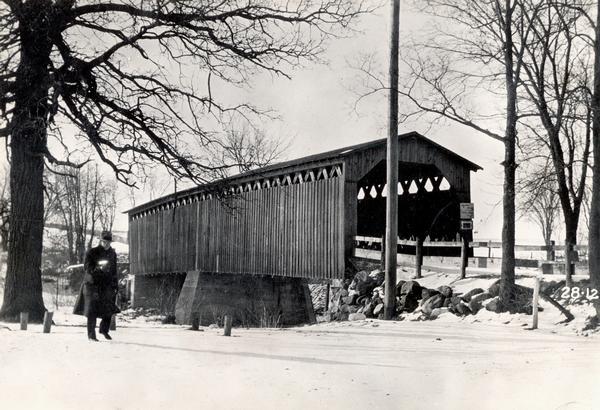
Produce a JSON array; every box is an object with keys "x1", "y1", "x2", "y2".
[{"x1": 384, "y1": 0, "x2": 400, "y2": 320}]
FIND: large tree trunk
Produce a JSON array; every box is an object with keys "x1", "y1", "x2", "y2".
[
  {"x1": 499, "y1": 0, "x2": 517, "y2": 310},
  {"x1": 0, "y1": 224, "x2": 8, "y2": 252},
  {"x1": 590, "y1": 0, "x2": 600, "y2": 318},
  {"x1": 590, "y1": 150, "x2": 600, "y2": 317},
  {"x1": 500, "y1": 125, "x2": 517, "y2": 308},
  {"x1": 543, "y1": 221, "x2": 554, "y2": 261},
  {"x1": 1, "y1": 138, "x2": 47, "y2": 322},
  {"x1": 564, "y1": 216, "x2": 578, "y2": 288},
  {"x1": 0, "y1": 2, "x2": 52, "y2": 322}
]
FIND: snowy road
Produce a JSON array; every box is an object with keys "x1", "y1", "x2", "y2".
[{"x1": 0, "y1": 319, "x2": 599, "y2": 410}]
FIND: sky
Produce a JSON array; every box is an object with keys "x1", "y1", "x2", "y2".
[{"x1": 0, "y1": 1, "x2": 552, "y2": 244}]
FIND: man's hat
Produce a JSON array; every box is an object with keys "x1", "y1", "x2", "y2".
[{"x1": 101, "y1": 230, "x2": 113, "y2": 241}]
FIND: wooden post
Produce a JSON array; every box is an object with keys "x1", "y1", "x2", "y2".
[
  {"x1": 109, "y1": 314, "x2": 117, "y2": 331},
  {"x1": 460, "y1": 235, "x2": 469, "y2": 279},
  {"x1": 415, "y1": 236, "x2": 423, "y2": 279},
  {"x1": 488, "y1": 240, "x2": 492, "y2": 258},
  {"x1": 43, "y1": 311, "x2": 53, "y2": 333},
  {"x1": 384, "y1": 0, "x2": 400, "y2": 321},
  {"x1": 20, "y1": 312, "x2": 28, "y2": 330},
  {"x1": 223, "y1": 315, "x2": 232, "y2": 336},
  {"x1": 532, "y1": 276, "x2": 540, "y2": 329},
  {"x1": 325, "y1": 283, "x2": 331, "y2": 312},
  {"x1": 380, "y1": 235, "x2": 386, "y2": 270},
  {"x1": 549, "y1": 240, "x2": 555, "y2": 261},
  {"x1": 191, "y1": 312, "x2": 200, "y2": 331}
]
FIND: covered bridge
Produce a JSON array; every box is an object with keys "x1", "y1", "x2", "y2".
[{"x1": 127, "y1": 131, "x2": 481, "y2": 325}]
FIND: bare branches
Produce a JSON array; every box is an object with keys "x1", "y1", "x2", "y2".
[
  {"x1": 44, "y1": 147, "x2": 90, "y2": 170},
  {"x1": 350, "y1": 39, "x2": 506, "y2": 142},
  {"x1": 45, "y1": 163, "x2": 118, "y2": 263},
  {"x1": 517, "y1": 159, "x2": 561, "y2": 247},
  {"x1": 398, "y1": 54, "x2": 506, "y2": 142},
  {"x1": 1, "y1": 0, "x2": 370, "y2": 187},
  {"x1": 0, "y1": 2, "x2": 18, "y2": 132},
  {"x1": 514, "y1": 0, "x2": 592, "y2": 244},
  {"x1": 210, "y1": 120, "x2": 289, "y2": 177},
  {"x1": 67, "y1": 1, "x2": 373, "y2": 80}
]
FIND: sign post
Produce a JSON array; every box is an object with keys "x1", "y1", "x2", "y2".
[
  {"x1": 459, "y1": 203, "x2": 474, "y2": 279},
  {"x1": 460, "y1": 203, "x2": 475, "y2": 220}
]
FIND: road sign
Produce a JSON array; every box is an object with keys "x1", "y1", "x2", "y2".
[
  {"x1": 460, "y1": 220, "x2": 473, "y2": 230},
  {"x1": 460, "y1": 202, "x2": 474, "y2": 219}
]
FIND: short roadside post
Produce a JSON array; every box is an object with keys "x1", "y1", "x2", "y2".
[
  {"x1": 20, "y1": 312, "x2": 28, "y2": 330},
  {"x1": 532, "y1": 276, "x2": 541, "y2": 330},
  {"x1": 43, "y1": 311, "x2": 53, "y2": 333},
  {"x1": 191, "y1": 312, "x2": 200, "y2": 331},
  {"x1": 223, "y1": 315, "x2": 232, "y2": 336}
]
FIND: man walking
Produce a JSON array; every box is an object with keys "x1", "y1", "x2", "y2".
[{"x1": 74, "y1": 231, "x2": 120, "y2": 341}]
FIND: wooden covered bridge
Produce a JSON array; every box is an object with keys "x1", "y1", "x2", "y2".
[{"x1": 127, "y1": 131, "x2": 481, "y2": 325}]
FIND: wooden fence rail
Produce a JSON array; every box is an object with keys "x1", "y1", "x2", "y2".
[
  {"x1": 354, "y1": 235, "x2": 588, "y2": 253},
  {"x1": 353, "y1": 235, "x2": 588, "y2": 279}
]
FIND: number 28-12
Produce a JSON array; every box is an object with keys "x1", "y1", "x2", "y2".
[{"x1": 561, "y1": 287, "x2": 599, "y2": 300}]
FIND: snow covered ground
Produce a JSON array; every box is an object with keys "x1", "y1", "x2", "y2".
[
  {"x1": 1, "y1": 263, "x2": 600, "y2": 409},
  {"x1": 1, "y1": 315, "x2": 599, "y2": 410}
]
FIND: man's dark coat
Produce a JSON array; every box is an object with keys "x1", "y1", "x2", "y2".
[{"x1": 73, "y1": 245, "x2": 120, "y2": 317}]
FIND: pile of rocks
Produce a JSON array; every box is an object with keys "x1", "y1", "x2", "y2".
[
  {"x1": 402, "y1": 279, "x2": 539, "y2": 320},
  {"x1": 329, "y1": 271, "x2": 538, "y2": 321},
  {"x1": 405, "y1": 284, "x2": 499, "y2": 320},
  {"x1": 308, "y1": 283, "x2": 329, "y2": 315},
  {"x1": 329, "y1": 270, "x2": 386, "y2": 321},
  {"x1": 395, "y1": 280, "x2": 490, "y2": 320}
]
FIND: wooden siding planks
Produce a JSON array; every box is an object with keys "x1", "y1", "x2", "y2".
[{"x1": 129, "y1": 170, "x2": 345, "y2": 280}]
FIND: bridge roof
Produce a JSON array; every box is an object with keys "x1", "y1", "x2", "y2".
[{"x1": 126, "y1": 131, "x2": 481, "y2": 215}]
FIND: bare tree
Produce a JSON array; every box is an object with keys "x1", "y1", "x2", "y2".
[
  {"x1": 581, "y1": 180, "x2": 593, "y2": 242},
  {"x1": 588, "y1": 0, "x2": 600, "y2": 318},
  {"x1": 515, "y1": 0, "x2": 592, "y2": 285},
  {"x1": 201, "y1": 120, "x2": 289, "y2": 178},
  {"x1": 517, "y1": 159, "x2": 561, "y2": 260},
  {"x1": 354, "y1": 0, "x2": 541, "y2": 310},
  {"x1": 0, "y1": 0, "x2": 370, "y2": 321},
  {"x1": 46, "y1": 165, "x2": 120, "y2": 264},
  {"x1": 553, "y1": 0, "x2": 600, "y2": 318},
  {"x1": 97, "y1": 179, "x2": 116, "y2": 233}
]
